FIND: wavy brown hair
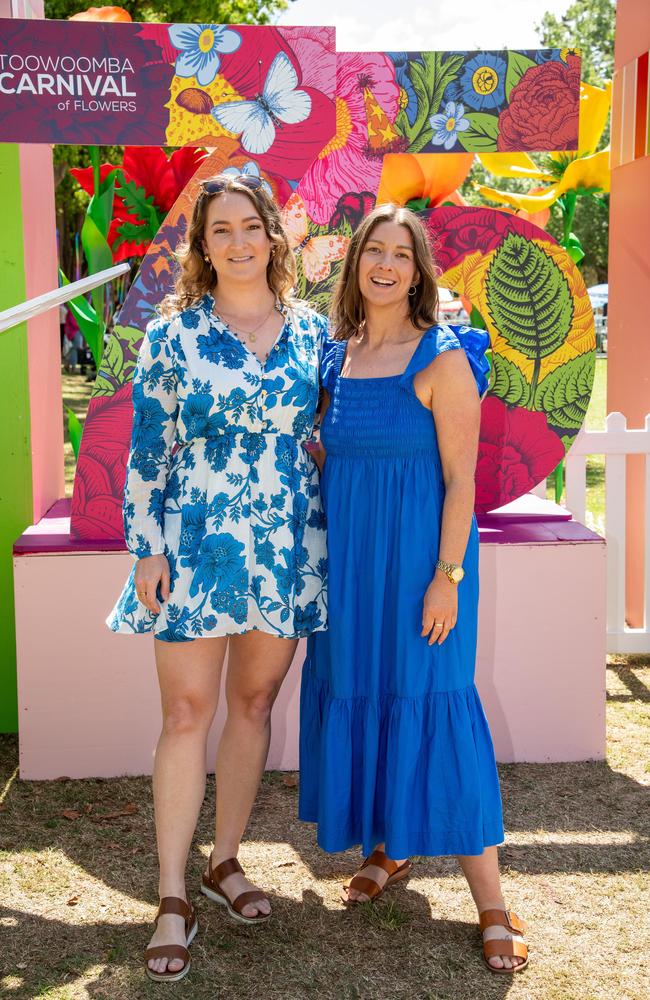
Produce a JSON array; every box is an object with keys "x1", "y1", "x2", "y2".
[
  {"x1": 330, "y1": 203, "x2": 439, "y2": 341},
  {"x1": 160, "y1": 174, "x2": 297, "y2": 318}
]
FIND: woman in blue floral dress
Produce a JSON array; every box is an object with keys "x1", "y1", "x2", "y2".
[{"x1": 108, "y1": 174, "x2": 327, "y2": 982}]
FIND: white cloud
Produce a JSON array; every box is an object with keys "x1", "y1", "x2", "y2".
[{"x1": 279, "y1": 0, "x2": 575, "y2": 51}]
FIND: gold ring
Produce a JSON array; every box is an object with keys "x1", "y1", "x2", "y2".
[{"x1": 433, "y1": 621, "x2": 443, "y2": 627}]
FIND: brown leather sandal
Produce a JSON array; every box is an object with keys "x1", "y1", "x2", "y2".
[
  {"x1": 341, "y1": 848, "x2": 412, "y2": 905},
  {"x1": 201, "y1": 855, "x2": 271, "y2": 925},
  {"x1": 479, "y1": 908, "x2": 529, "y2": 974},
  {"x1": 145, "y1": 896, "x2": 198, "y2": 983}
]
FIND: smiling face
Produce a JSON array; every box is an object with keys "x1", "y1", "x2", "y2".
[
  {"x1": 357, "y1": 220, "x2": 420, "y2": 312},
  {"x1": 202, "y1": 191, "x2": 273, "y2": 286}
]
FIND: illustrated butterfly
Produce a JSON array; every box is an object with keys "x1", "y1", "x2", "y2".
[
  {"x1": 211, "y1": 52, "x2": 311, "y2": 156},
  {"x1": 281, "y1": 193, "x2": 349, "y2": 284}
]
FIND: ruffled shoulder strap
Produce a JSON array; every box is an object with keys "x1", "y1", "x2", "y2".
[
  {"x1": 320, "y1": 337, "x2": 347, "y2": 393},
  {"x1": 399, "y1": 324, "x2": 490, "y2": 398}
]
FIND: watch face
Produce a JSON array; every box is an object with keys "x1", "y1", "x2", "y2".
[{"x1": 451, "y1": 566, "x2": 464, "y2": 584}]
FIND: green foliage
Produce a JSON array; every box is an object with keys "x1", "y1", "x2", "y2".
[
  {"x1": 65, "y1": 406, "x2": 84, "y2": 459},
  {"x1": 396, "y1": 53, "x2": 464, "y2": 153},
  {"x1": 486, "y1": 234, "x2": 574, "y2": 364},
  {"x1": 534, "y1": 353, "x2": 596, "y2": 430},
  {"x1": 505, "y1": 52, "x2": 536, "y2": 100},
  {"x1": 45, "y1": 0, "x2": 287, "y2": 25},
  {"x1": 457, "y1": 112, "x2": 499, "y2": 153},
  {"x1": 93, "y1": 325, "x2": 142, "y2": 396},
  {"x1": 536, "y1": 0, "x2": 615, "y2": 86},
  {"x1": 490, "y1": 354, "x2": 530, "y2": 406},
  {"x1": 547, "y1": 193, "x2": 609, "y2": 284}
]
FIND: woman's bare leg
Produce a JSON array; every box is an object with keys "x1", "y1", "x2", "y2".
[
  {"x1": 147, "y1": 636, "x2": 227, "y2": 975},
  {"x1": 209, "y1": 632, "x2": 298, "y2": 917},
  {"x1": 458, "y1": 847, "x2": 525, "y2": 970}
]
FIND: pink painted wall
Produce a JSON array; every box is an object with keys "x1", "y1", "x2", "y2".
[
  {"x1": 20, "y1": 144, "x2": 65, "y2": 520},
  {"x1": 14, "y1": 538, "x2": 606, "y2": 780},
  {"x1": 608, "y1": 0, "x2": 650, "y2": 627}
]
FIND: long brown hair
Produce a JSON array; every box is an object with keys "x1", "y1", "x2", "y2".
[
  {"x1": 160, "y1": 173, "x2": 297, "y2": 318},
  {"x1": 330, "y1": 203, "x2": 439, "y2": 341}
]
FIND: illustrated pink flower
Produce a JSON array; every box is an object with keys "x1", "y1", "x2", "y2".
[
  {"x1": 475, "y1": 396, "x2": 565, "y2": 513},
  {"x1": 298, "y1": 52, "x2": 400, "y2": 224}
]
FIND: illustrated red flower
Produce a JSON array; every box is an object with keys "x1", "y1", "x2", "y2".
[
  {"x1": 70, "y1": 147, "x2": 208, "y2": 261},
  {"x1": 497, "y1": 56, "x2": 580, "y2": 152},
  {"x1": 427, "y1": 206, "x2": 544, "y2": 273},
  {"x1": 71, "y1": 384, "x2": 133, "y2": 541},
  {"x1": 475, "y1": 396, "x2": 565, "y2": 513}
]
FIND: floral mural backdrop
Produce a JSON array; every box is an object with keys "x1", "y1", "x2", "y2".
[{"x1": 24, "y1": 23, "x2": 587, "y2": 538}]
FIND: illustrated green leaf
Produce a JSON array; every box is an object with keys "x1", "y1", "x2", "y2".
[
  {"x1": 505, "y1": 51, "x2": 536, "y2": 100},
  {"x1": 65, "y1": 406, "x2": 84, "y2": 459},
  {"x1": 404, "y1": 52, "x2": 463, "y2": 152},
  {"x1": 114, "y1": 219, "x2": 152, "y2": 248},
  {"x1": 92, "y1": 325, "x2": 143, "y2": 398},
  {"x1": 490, "y1": 354, "x2": 530, "y2": 406},
  {"x1": 457, "y1": 112, "x2": 500, "y2": 153},
  {"x1": 116, "y1": 173, "x2": 164, "y2": 233},
  {"x1": 486, "y1": 233, "x2": 574, "y2": 367},
  {"x1": 534, "y1": 352, "x2": 596, "y2": 431}
]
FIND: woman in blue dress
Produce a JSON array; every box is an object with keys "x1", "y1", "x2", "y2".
[
  {"x1": 108, "y1": 174, "x2": 327, "y2": 982},
  {"x1": 299, "y1": 204, "x2": 528, "y2": 974}
]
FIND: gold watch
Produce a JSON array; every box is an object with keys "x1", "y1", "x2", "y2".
[{"x1": 436, "y1": 559, "x2": 464, "y2": 584}]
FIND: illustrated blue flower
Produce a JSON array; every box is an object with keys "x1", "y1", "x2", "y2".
[
  {"x1": 429, "y1": 101, "x2": 470, "y2": 150},
  {"x1": 168, "y1": 24, "x2": 242, "y2": 87},
  {"x1": 131, "y1": 390, "x2": 169, "y2": 456},
  {"x1": 205, "y1": 434, "x2": 234, "y2": 473},
  {"x1": 294, "y1": 601, "x2": 322, "y2": 635},
  {"x1": 179, "y1": 502, "x2": 207, "y2": 568},
  {"x1": 198, "y1": 326, "x2": 246, "y2": 368},
  {"x1": 190, "y1": 532, "x2": 246, "y2": 597},
  {"x1": 182, "y1": 392, "x2": 225, "y2": 438},
  {"x1": 389, "y1": 52, "x2": 419, "y2": 127},
  {"x1": 180, "y1": 308, "x2": 201, "y2": 329},
  {"x1": 445, "y1": 52, "x2": 507, "y2": 112},
  {"x1": 148, "y1": 488, "x2": 166, "y2": 527},
  {"x1": 240, "y1": 432, "x2": 266, "y2": 466}
]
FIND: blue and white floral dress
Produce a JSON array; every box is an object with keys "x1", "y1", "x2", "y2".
[{"x1": 107, "y1": 293, "x2": 328, "y2": 641}]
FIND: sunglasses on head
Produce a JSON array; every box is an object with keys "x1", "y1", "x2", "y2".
[{"x1": 200, "y1": 174, "x2": 264, "y2": 195}]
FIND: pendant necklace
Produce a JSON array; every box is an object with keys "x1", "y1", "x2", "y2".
[{"x1": 216, "y1": 301, "x2": 279, "y2": 344}]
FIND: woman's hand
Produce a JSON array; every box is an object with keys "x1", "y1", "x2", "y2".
[
  {"x1": 134, "y1": 554, "x2": 170, "y2": 615},
  {"x1": 421, "y1": 574, "x2": 458, "y2": 645}
]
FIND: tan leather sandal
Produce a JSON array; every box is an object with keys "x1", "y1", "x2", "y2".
[
  {"x1": 479, "y1": 908, "x2": 529, "y2": 974},
  {"x1": 201, "y1": 855, "x2": 271, "y2": 925},
  {"x1": 145, "y1": 896, "x2": 198, "y2": 983},
  {"x1": 341, "y1": 848, "x2": 412, "y2": 905}
]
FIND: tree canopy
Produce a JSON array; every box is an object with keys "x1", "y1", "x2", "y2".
[
  {"x1": 44, "y1": 0, "x2": 288, "y2": 25},
  {"x1": 536, "y1": 0, "x2": 615, "y2": 86}
]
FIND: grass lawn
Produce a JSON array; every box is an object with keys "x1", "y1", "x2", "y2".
[
  {"x1": 1, "y1": 653, "x2": 648, "y2": 1000},
  {"x1": 61, "y1": 372, "x2": 94, "y2": 497}
]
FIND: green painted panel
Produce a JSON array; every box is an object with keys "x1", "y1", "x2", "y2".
[{"x1": 0, "y1": 142, "x2": 33, "y2": 732}]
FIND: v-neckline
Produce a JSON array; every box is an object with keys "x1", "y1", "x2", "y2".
[{"x1": 205, "y1": 293, "x2": 290, "y2": 368}]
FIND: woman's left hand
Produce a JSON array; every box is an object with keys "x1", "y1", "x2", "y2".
[{"x1": 421, "y1": 575, "x2": 458, "y2": 646}]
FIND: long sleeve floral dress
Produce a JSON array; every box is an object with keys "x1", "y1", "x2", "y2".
[{"x1": 107, "y1": 293, "x2": 328, "y2": 642}]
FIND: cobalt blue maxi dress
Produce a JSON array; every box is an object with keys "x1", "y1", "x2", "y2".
[{"x1": 299, "y1": 325, "x2": 505, "y2": 859}]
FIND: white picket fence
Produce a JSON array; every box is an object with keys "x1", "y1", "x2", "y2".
[{"x1": 565, "y1": 412, "x2": 650, "y2": 653}]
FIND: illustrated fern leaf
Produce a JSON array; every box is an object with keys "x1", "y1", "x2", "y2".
[
  {"x1": 534, "y1": 353, "x2": 596, "y2": 431},
  {"x1": 490, "y1": 354, "x2": 530, "y2": 406},
  {"x1": 486, "y1": 234, "x2": 574, "y2": 401}
]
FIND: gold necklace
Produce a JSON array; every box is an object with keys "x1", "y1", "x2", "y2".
[{"x1": 216, "y1": 301, "x2": 279, "y2": 343}]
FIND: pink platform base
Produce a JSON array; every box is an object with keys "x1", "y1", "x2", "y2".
[{"x1": 13, "y1": 497, "x2": 606, "y2": 778}]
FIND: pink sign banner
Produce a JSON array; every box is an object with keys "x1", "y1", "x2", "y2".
[{"x1": 0, "y1": 19, "x2": 337, "y2": 165}]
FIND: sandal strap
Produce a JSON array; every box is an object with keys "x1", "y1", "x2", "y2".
[
  {"x1": 156, "y1": 896, "x2": 193, "y2": 926},
  {"x1": 483, "y1": 938, "x2": 528, "y2": 961},
  {"x1": 347, "y1": 874, "x2": 384, "y2": 900},
  {"x1": 364, "y1": 849, "x2": 400, "y2": 877},
  {"x1": 211, "y1": 856, "x2": 244, "y2": 883},
  {"x1": 230, "y1": 889, "x2": 268, "y2": 914},
  {"x1": 479, "y1": 909, "x2": 527, "y2": 935},
  {"x1": 145, "y1": 944, "x2": 190, "y2": 964}
]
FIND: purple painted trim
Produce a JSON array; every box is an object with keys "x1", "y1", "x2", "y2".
[{"x1": 13, "y1": 495, "x2": 603, "y2": 556}]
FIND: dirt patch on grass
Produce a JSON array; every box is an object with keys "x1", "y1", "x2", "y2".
[{"x1": 1, "y1": 661, "x2": 649, "y2": 1000}]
